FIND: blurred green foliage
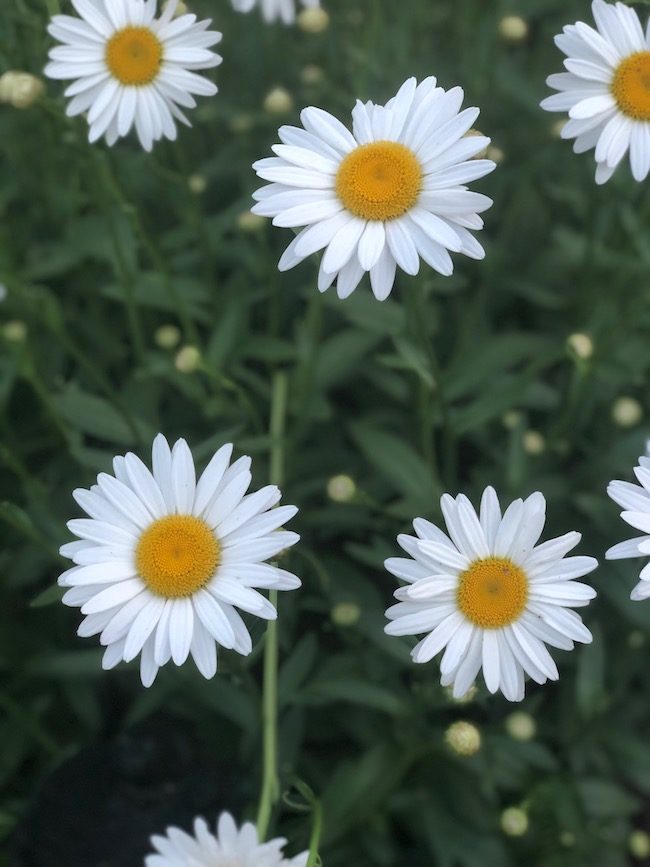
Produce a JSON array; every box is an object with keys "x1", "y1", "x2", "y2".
[{"x1": 2, "y1": 0, "x2": 650, "y2": 864}]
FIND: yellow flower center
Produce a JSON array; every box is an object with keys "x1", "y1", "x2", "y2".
[
  {"x1": 106, "y1": 26, "x2": 163, "y2": 86},
  {"x1": 611, "y1": 51, "x2": 650, "y2": 121},
  {"x1": 335, "y1": 141, "x2": 422, "y2": 222},
  {"x1": 136, "y1": 515, "x2": 220, "y2": 598},
  {"x1": 457, "y1": 557, "x2": 528, "y2": 629}
]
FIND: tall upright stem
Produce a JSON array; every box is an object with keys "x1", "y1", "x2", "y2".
[{"x1": 256, "y1": 370, "x2": 289, "y2": 840}]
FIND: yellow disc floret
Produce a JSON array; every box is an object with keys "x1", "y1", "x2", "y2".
[
  {"x1": 611, "y1": 51, "x2": 650, "y2": 121},
  {"x1": 457, "y1": 557, "x2": 528, "y2": 629},
  {"x1": 106, "y1": 27, "x2": 163, "y2": 87},
  {"x1": 136, "y1": 515, "x2": 220, "y2": 598},
  {"x1": 335, "y1": 141, "x2": 422, "y2": 222}
]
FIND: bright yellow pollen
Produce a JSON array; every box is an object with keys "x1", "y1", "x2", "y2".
[
  {"x1": 136, "y1": 515, "x2": 220, "y2": 598},
  {"x1": 611, "y1": 51, "x2": 650, "y2": 121},
  {"x1": 335, "y1": 141, "x2": 422, "y2": 222},
  {"x1": 106, "y1": 27, "x2": 163, "y2": 87},
  {"x1": 457, "y1": 557, "x2": 528, "y2": 629}
]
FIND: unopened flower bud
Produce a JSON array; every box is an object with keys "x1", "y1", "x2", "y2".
[
  {"x1": 445, "y1": 721, "x2": 481, "y2": 756},
  {"x1": 327, "y1": 474, "x2": 356, "y2": 503},
  {"x1": 505, "y1": 711, "x2": 536, "y2": 742},
  {"x1": 567, "y1": 332, "x2": 593, "y2": 360},
  {"x1": 331, "y1": 601, "x2": 360, "y2": 626},
  {"x1": 155, "y1": 324, "x2": 181, "y2": 350},
  {"x1": 0, "y1": 71, "x2": 44, "y2": 109},
  {"x1": 297, "y1": 7, "x2": 329, "y2": 33},
  {"x1": 174, "y1": 345, "x2": 201, "y2": 373},
  {"x1": 498, "y1": 15, "x2": 528, "y2": 43},
  {"x1": 264, "y1": 86, "x2": 293, "y2": 115},
  {"x1": 612, "y1": 396, "x2": 642, "y2": 428},
  {"x1": 501, "y1": 807, "x2": 528, "y2": 836}
]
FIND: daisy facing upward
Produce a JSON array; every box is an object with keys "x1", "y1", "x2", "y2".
[
  {"x1": 58, "y1": 434, "x2": 301, "y2": 686},
  {"x1": 384, "y1": 488, "x2": 598, "y2": 702},
  {"x1": 542, "y1": 0, "x2": 650, "y2": 184},
  {"x1": 252, "y1": 76, "x2": 495, "y2": 301},
  {"x1": 45, "y1": 0, "x2": 222, "y2": 151}
]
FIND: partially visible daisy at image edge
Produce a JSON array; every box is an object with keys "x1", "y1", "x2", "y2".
[
  {"x1": 541, "y1": 0, "x2": 650, "y2": 184},
  {"x1": 384, "y1": 487, "x2": 598, "y2": 702},
  {"x1": 251, "y1": 76, "x2": 495, "y2": 301},
  {"x1": 231, "y1": 0, "x2": 320, "y2": 25},
  {"x1": 44, "y1": 0, "x2": 222, "y2": 151},
  {"x1": 145, "y1": 812, "x2": 309, "y2": 866},
  {"x1": 58, "y1": 434, "x2": 301, "y2": 686},
  {"x1": 606, "y1": 441, "x2": 650, "y2": 600}
]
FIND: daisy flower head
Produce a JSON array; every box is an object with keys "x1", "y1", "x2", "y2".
[
  {"x1": 251, "y1": 76, "x2": 495, "y2": 301},
  {"x1": 541, "y1": 0, "x2": 650, "y2": 184},
  {"x1": 58, "y1": 434, "x2": 301, "y2": 687},
  {"x1": 145, "y1": 812, "x2": 309, "y2": 867},
  {"x1": 384, "y1": 487, "x2": 598, "y2": 702},
  {"x1": 45, "y1": 0, "x2": 222, "y2": 151},
  {"x1": 231, "y1": 0, "x2": 320, "y2": 26},
  {"x1": 606, "y1": 446, "x2": 650, "y2": 600}
]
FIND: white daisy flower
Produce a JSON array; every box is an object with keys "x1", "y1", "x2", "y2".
[
  {"x1": 606, "y1": 447, "x2": 650, "y2": 601},
  {"x1": 44, "y1": 0, "x2": 222, "y2": 151},
  {"x1": 384, "y1": 487, "x2": 598, "y2": 702},
  {"x1": 58, "y1": 434, "x2": 300, "y2": 687},
  {"x1": 541, "y1": 0, "x2": 650, "y2": 184},
  {"x1": 251, "y1": 76, "x2": 495, "y2": 301},
  {"x1": 145, "y1": 812, "x2": 309, "y2": 867},
  {"x1": 231, "y1": 0, "x2": 320, "y2": 25}
]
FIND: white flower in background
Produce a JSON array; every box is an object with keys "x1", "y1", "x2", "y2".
[
  {"x1": 606, "y1": 446, "x2": 650, "y2": 600},
  {"x1": 44, "y1": 0, "x2": 222, "y2": 151},
  {"x1": 541, "y1": 0, "x2": 650, "y2": 184},
  {"x1": 145, "y1": 812, "x2": 309, "y2": 867},
  {"x1": 58, "y1": 434, "x2": 300, "y2": 686},
  {"x1": 231, "y1": 0, "x2": 320, "y2": 26},
  {"x1": 252, "y1": 76, "x2": 495, "y2": 301},
  {"x1": 384, "y1": 487, "x2": 597, "y2": 701}
]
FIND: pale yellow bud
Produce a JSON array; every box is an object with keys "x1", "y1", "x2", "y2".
[
  {"x1": 230, "y1": 113, "x2": 254, "y2": 134},
  {"x1": 523, "y1": 430, "x2": 545, "y2": 456},
  {"x1": 498, "y1": 15, "x2": 529, "y2": 43},
  {"x1": 155, "y1": 324, "x2": 181, "y2": 350},
  {"x1": 301, "y1": 64, "x2": 325, "y2": 85},
  {"x1": 174, "y1": 345, "x2": 201, "y2": 373},
  {"x1": 505, "y1": 711, "x2": 536, "y2": 742},
  {"x1": 297, "y1": 7, "x2": 330, "y2": 33},
  {"x1": 567, "y1": 332, "x2": 594, "y2": 360},
  {"x1": 0, "y1": 71, "x2": 44, "y2": 109},
  {"x1": 444, "y1": 721, "x2": 481, "y2": 756},
  {"x1": 264, "y1": 86, "x2": 294, "y2": 115},
  {"x1": 465, "y1": 129, "x2": 489, "y2": 160},
  {"x1": 486, "y1": 145, "x2": 505, "y2": 164},
  {"x1": 502, "y1": 410, "x2": 522, "y2": 430},
  {"x1": 237, "y1": 211, "x2": 266, "y2": 232},
  {"x1": 187, "y1": 174, "x2": 207, "y2": 195},
  {"x1": 327, "y1": 474, "x2": 356, "y2": 503},
  {"x1": 444, "y1": 684, "x2": 477, "y2": 704},
  {"x1": 331, "y1": 601, "x2": 361, "y2": 626},
  {"x1": 3, "y1": 320, "x2": 27, "y2": 342},
  {"x1": 164, "y1": 0, "x2": 188, "y2": 17},
  {"x1": 630, "y1": 830, "x2": 650, "y2": 858},
  {"x1": 612, "y1": 396, "x2": 642, "y2": 428},
  {"x1": 551, "y1": 119, "x2": 566, "y2": 139},
  {"x1": 501, "y1": 807, "x2": 528, "y2": 836},
  {"x1": 560, "y1": 831, "x2": 575, "y2": 847}
]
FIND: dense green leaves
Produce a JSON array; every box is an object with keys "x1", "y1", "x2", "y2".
[{"x1": 1, "y1": 0, "x2": 650, "y2": 863}]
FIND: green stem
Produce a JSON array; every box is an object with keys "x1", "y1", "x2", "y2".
[
  {"x1": 93, "y1": 151, "x2": 146, "y2": 363},
  {"x1": 256, "y1": 370, "x2": 289, "y2": 841},
  {"x1": 306, "y1": 798, "x2": 323, "y2": 867}
]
